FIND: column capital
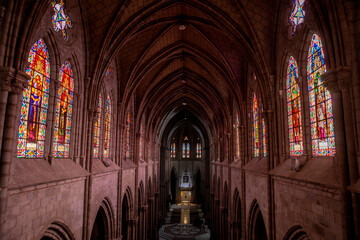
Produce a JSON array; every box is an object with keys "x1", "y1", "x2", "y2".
[{"x1": 0, "y1": 67, "x2": 29, "y2": 93}]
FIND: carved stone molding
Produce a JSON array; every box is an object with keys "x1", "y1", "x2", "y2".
[{"x1": 0, "y1": 67, "x2": 29, "y2": 94}]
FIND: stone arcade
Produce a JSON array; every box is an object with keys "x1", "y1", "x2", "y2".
[{"x1": 0, "y1": 0, "x2": 359, "y2": 239}]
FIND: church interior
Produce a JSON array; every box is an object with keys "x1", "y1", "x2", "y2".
[{"x1": 0, "y1": 0, "x2": 359, "y2": 239}]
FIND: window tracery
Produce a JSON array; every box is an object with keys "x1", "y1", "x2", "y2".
[
  {"x1": 253, "y1": 93, "x2": 259, "y2": 157},
  {"x1": 287, "y1": 56, "x2": 303, "y2": 156},
  {"x1": 307, "y1": 34, "x2": 335, "y2": 156},
  {"x1": 18, "y1": 38, "x2": 50, "y2": 158},
  {"x1": 53, "y1": 60, "x2": 74, "y2": 158},
  {"x1": 94, "y1": 94, "x2": 102, "y2": 158},
  {"x1": 103, "y1": 96, "x2": 111, "y2": 158}
]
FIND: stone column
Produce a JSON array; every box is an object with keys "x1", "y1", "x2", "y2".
[
  {"x1": 0, "y1": 67, "x2": 28, "y2": 236},
  {"x1": 323, "y1": 67, "x2": 355, "y2": 239},
  {"x1": 83, "y1": 109, "x2": 97, "y2": 240},
  {"x1": 131, "y1": 218, "x2": 137, "y2": 240},
  {"x1": 47, "y1": 81, "x2": 59, "y2": 164},
  {"x1": 0, "y1": 71, "x2": 11, "y2": 156},
  {"x1": 140, "y1": 205, "x2": 147, "y2": 240}
]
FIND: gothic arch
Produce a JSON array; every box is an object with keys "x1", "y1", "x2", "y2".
[
  {"x1": 248, "y1": 200, "x2": 268, "y2": 240},
  {"x1": 222, "y1": 181, "x2": 229, "y2": 239},
  {"x1": 283, "y1": 225, "x2": 311, "y2": 240},
  {"x1": 138, "y1": 181, "x2": 145, "y2": 240},
  {"x1": 90, "y1": 198, "x2": 115, "y2": 240},
  {"x1": 122, "y1": 187, "x2": 133, "y2": 240},
  {"x1": 41, "y1": 221, "x2": 75, "y2": 240},
  {"x1": 233, "y1": 188, "x2": 242, "y2": 240}
]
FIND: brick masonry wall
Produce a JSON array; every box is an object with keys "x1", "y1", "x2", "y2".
[
  {"x1": 245, "y1": 172, "x2": 269, "y2": 237},
  {"x1": 90, "y1": 172, "x2": 119, "y2": 229},
  {"x1": 4, "y1": 179, "x2": 85, "y2": 240},
  {"x1": 274, "y1": 177, "x2": 342, "y2": 240}
]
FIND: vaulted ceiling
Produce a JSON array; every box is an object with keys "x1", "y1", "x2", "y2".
[{"x1": 83, "y1": 0, "x2": 277, "y2": 140}]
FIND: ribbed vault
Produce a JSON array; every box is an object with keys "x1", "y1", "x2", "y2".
[{"x1": 82, "y1": 0, "x2": 277, "y2": 145}]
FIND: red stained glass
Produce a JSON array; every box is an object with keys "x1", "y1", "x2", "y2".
[
  {"x1": 307, "y1": 34, "x2": 335, "y2": 156},
  {"x1": 17, "y1": 38, "x2": 50, "y2": 158},
  {"x1": 286, "y1": 56, "x2": 303, "y2": 156}
]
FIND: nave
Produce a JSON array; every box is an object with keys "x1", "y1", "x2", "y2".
[{"x1": 0, "y1": 0, "x2": 359, "y2": 239}]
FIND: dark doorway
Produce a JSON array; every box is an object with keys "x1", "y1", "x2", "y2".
[
  {"x1": 90, "y1": 208, "x2": 107, "y2": 240},
  {"x1": 122, "y1": 196, "x2": 129, "y2": 240},
  {"x1": 234, "y1": 193, "x2": 242, "y2": 240},
  {"x1": 254, "y1": 211, "x2": 267, "y2": 240},
  {"x1": 171, "y1": 169, "x2": 177, "y2": 204}
]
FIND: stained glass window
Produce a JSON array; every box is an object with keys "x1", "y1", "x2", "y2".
[
  {"x1": 235, "y1": 113, "x2": 240, "y2": 158},
  {"x1": 253, "y1": 93, "x2": 259, "y2": 157},
  {"x1": 287, "y1": 56, "x2": 303, "y2": 156},
  {"x1": 103, "y1": 96, "x2": 111, "y2": 158},
  {"x1": 94, "y1": 94, "x2": 102, "y2": 158},
  {"x1": 53, "y1": 60, "x2": 74, "y2": 158},
  {"x1": 126, "y1": 112, "x2": 131, "y2": 158},
  {"x1": 262, "y1": 118, "x2": 267, "y2": 157},
  {"x1": 196, "y1": 143, "x2": 201, "y2": 158},
  {"x1": 289, "y1": 0, "x2": 305, "y2": 34},
  {"x1": 186, "y1": 143, "x2": 190, "y2": 158},
  {"x1": 307, "y1": 34, "x2": 335, "y2": 156},
  {"x1": 18, "y1": 38, "x2": 50, "y2": 158},
  {"x1": 51, "y1": 0, "x2": 72, "y2": 40},
  {"x1": 182, "y1": 143, "x2": 186, "y2": 158},
  {"x1": 171, "y1": 143, "x2": 176, "y2": 158}
]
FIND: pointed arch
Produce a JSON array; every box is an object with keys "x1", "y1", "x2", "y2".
[
  {"x1": 248, "y1": 200, "x2": 268, "y2": 240},
  {"x1": 283, "y1": 225, "x2": 311, "y2": 240},
  {"x1": 253, "y1": 93, "x2": 259, "y2": 157},
  {"x1": 307, "y1": 34, "x2": 335, "y2": 156},
  {"x1": 103, "y1": 95, "x2": 111, "y2": 158},
  {"x1": 235, "y1": 112, "x2": 240, "y2": 158},
  {"x1": 233, "y1": 188, "x2": 242, "y2": 240},
  {"x1": 53, "y1": 60, "x2": 74, "y2": 158},
  {"x1": 90, "y1": 198, "x2": 115, "y2": 240},
  {"x1": 125, "y1": 111, "x2": 131, "y2": 158},
  {"x1": 94, "y1": 93, "x2": 102, "y2": 158},
  {"x1": 170, "y1": 142, "x2": 176, "y2": 158},
  {"x1": 17, "y1": 38, "x2": 50, "y2": 158},
  {"x1": 287, "y1": 56, "x2": 303, "y2": 156},
  {"x1": 41, "y1": 221, "x2": 75, "y2": 240},
  {"x1": 262, "y1": 117, "x2": 267, "y2": 157}
]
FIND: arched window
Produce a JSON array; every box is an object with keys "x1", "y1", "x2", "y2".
[
  {"x1": 235, "y1": 113, "x2": 240, "y2": 158},
  {"x1": 186, "y1": 143, "x2": 190, "y2": 158},
  {"x1": 171, "y1": 143, "x2": 176, "y2": 158},
  {"x1": 262, "y1": 118, "x2": 267, "y2": 157},
  {"x1": 307, "y1": 34, "x2": 335, "y2": 156},
  {"x1": 94, "y1": 93, "x2": 102, "y2": 158},
  {"x1": 126, "y1": 112, "x2": 131, "y2": 158},
  {"x1": 287, "y1": 57, "x2": 303, "y2": 156},
  {"x1": 103, "y1": 96, "x2": 111, "y2": 158},
  {"x1": 182, "y1": 143, "x2": 186, "y2": 158},
  {"x1": 196, "y1": 143, "x2": 201, "y2": 158},
  {"x1": 289, "y1": 0, "x2": 305, "y2": 34},
  {"x1": 253, "y1": 93, "x2": 259, "y2": 157},
  {"x1": 18, "y1": 38, "x2": 50, "y2": 158},
  {"x1": 53, "y1": 60, "x2": 74, "y2": 158}
]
